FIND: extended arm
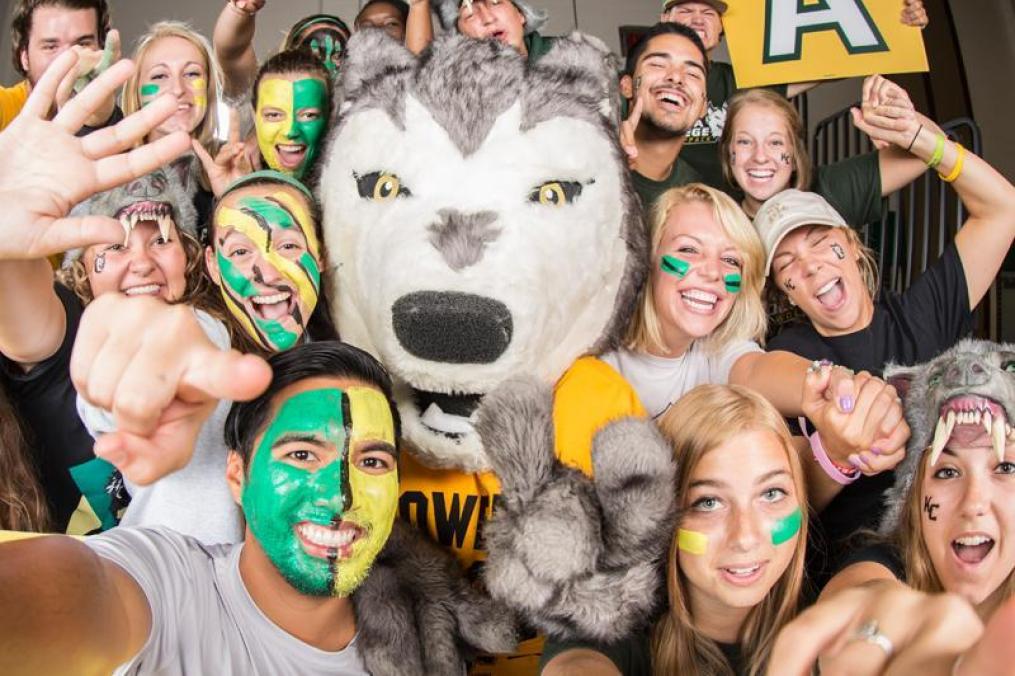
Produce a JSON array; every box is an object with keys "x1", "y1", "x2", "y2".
[
  {"x1": 0, "y1": 535, "x2": 149, "y2": 675},
  {"x1": 729, "y1": 350, "x2": 810, "y2": 417},
  {"x1": 405, "y1": 0, "x2": 434, "y2": 54},
  {"x1": 212, "y1": 0, "x2": 265, "y2": 99}
]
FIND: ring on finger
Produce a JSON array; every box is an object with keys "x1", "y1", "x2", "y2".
[{"x1": 853, "y1": 619, "x2": 894, "y2": 658}]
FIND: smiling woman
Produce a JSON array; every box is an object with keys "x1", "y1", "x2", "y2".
[{"x1": 541, "y1": 384, "x2": 808, "y2": 676}]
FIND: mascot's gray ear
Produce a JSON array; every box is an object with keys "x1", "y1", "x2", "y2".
[
  {"x1": 532, "y1": 31, "x2": 622, "y2": 127},
  {"x1": 336, "y1": 29, "x2": 416, "y2": 115},
  {"x1": 884, "y1": 362, "x2": 919, "y2": 403}
]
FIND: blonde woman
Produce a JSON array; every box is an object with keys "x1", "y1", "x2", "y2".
[
  {"x1": 542, "y1": 384, "x2": 808, "y2": 675},
  {"x1": 122, "y1": 21, "x2": 226, "y2": 227},
  {"x1": 600, "y1": 183, "x2": 907, "y2": 511}
]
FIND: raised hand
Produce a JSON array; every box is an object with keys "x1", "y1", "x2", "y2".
[
  {"x1": 228, "y1": 0, "x2": 266, "y2": 16},
  {"x1": 192, "y1": 107, "x2": 253, "y2": 196},
  {"x1": 619, "y1": 88, "x2": 644, "y2": 168},
  {"x1": 70, "y1": 294, "x2": 272, "y2": 485},
  {"x1": 851, "y1": 74, "x2": 920, "y2": 151},
  {"x1": 902, "y1": 0, "x2": 929, "y2": 29},
  {"x1": 0, "y1": 49, "x2": 190, "y2": 261}
]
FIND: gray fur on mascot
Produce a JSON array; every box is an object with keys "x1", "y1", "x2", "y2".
[{"x1": 320, "y1": 30, "x2": 676, "y2": 641}]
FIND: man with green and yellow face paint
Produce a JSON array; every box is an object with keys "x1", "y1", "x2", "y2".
[
  {"x1": 254, "y1": 73, "x2": 327, "y2": 179},
  {"x1": 207, "y1": 171, "x2": 323, "y2": 353},
  {"x1": 242, "y1": 385, "x2": 398, "y2": 596},
  {"x1": 0, "y1": 342, "x2": 517, "y2": 671}
]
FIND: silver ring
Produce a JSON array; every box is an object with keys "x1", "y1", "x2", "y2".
[{"x1": 854, "y1": 620, "x2": 894, "y2": 658}]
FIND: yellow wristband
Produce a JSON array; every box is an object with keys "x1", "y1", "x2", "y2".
[
  {"x1": 939, "y1": 143, "x2": 966, "y2": 183},
  {"x1": 927, "y1": 134, "x2": 946, "y2": 169}
]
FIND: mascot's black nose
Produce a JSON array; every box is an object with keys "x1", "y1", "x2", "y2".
[{"x1": 392, "y1": 291, "x2": 513, "y2": 364}]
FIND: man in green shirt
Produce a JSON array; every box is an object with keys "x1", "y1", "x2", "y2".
[
  {"x1": 618, "y1": 22, "x2": 709, "y2": 213},
  {"x1": 434, "y1": 0, "x2": 555, "y2": 64}
]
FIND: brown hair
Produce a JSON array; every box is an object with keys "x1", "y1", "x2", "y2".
[
  {"x1": 652, "y1": 384, "x2": 807, "y2": 676},
  {"x1": 58, "y1": 225, "x2": 212, "y2": 309},
  {"x1": 720, "y1": 89, "x2": 811, "y2": 195},
  {"x1": 11, "y1": 0, "x2": 110, "y2": 77},
  {"x1": 625, "y1": 183, "x2": 767, "y2": 355},
  {"x1": 0, "y1": 384, "x2": 50, "y2": 531}
]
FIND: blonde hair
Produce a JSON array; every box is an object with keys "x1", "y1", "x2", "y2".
[
  {"x1": 720, "y1": 89, "x2": 811, "y2": 193},
  {"x1": 900, "y1": 451, "x2": 1015, "y2": 602},
  {"x1": 121, "y1": 21, "x2": 222, "y2": 150},
  {"x1": 652, "y1": 384, "x2": 808, "y2": 676},
  {"x1": 625, "y1": 184, "x2": 767, "y2": 355}
]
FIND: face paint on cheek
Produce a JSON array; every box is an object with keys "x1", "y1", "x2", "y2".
[
  {"x1": 771, "y1": 507, "x2": 802, "y2": 546},
  {"x1": 302, "y1": 29, "x2": 344, "y2": 76},
  {"x1": 190, "y1": 77, "x2": 207, "y2": 112},
  {"x1": 924, "y1": 495, "x2": 940, "y2": 521},
  {"x1": 140, "y1": 84, "x2": 160, "y2": 107},
  {"x1": 724, "y1": 273, "x2": 742, "y2": 294},
  {"x1": 831, "y1": 243, "x2": 846, "y2": 261},
  {"x1": 677, "y1": 528, "x2": 709, "y2": 555},
  {"x1": 661, "y1": 254, "x2": 690, "y2": 279},
  {"x1": 241, "y1": 388, "x2": 353, "y2": 597},
  {"x1": 784, "y1": 277, "x2": 796, "y2": 291},
  {"x1": 333, "y1": 387, "x2": 398, "y2": 596},
  {"x1": 780, "y1": 153, "x2": 791, "y2": 167},
  {"x1": 288, "y1": 78, "x2": 328, "y2": 179},
  {"x1": 93, "y1": 252, "x2": 106, "y2": 274}
]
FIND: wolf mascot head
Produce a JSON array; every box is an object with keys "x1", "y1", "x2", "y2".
[{"x1": 320, "y1": 31, "x2": 646, "y2": 473}]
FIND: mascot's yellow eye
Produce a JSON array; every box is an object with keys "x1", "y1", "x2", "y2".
[
  {"x1": 529, "y1": 180, "x2": 584, "y2": 207},
  {"x1": 355, "y1": 171, "x2": 412, "y2": 201}
]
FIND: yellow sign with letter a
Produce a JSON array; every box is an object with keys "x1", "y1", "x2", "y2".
[{"x1": 723, "y1": 0, "x2": 929, "y2": 88}]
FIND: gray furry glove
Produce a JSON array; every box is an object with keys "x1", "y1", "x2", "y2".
[
  {"x1": 476, "y1": 376, "x2": 677, "y2": 642},
  {"x1": 353, "y1": 521, "x2": 518, "y2": 675}
]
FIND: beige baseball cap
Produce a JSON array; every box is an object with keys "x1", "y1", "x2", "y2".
[
  {"x1": 662, "y1": 0, "x2": 728, "y2": 14},
  {"x1": 754, "y1": 190, "x2": 849, "y2": 275}
]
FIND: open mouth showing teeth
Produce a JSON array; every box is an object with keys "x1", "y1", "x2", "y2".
[
  {"x1": 723, "y1": 564, "x2": 760, "y2": 576},
  {"x1": 276, "y1": 144, "x2": 307, "y2": 168},
  {"x1": 681, "y1": 289, "x2": 718, "y2": 311},
  {"x1": 657, "y1": 92, "x2": 686, "y2": 109},
  {"x1": 413, "y1": 389, "x2": 482, "y2": 439},
  {"x1": 815, "y1": 278, "x2": 845, "y2": 308},
  {"x1": 952, "y1": 535, "x2": 995, "y2": 564},
  {"x1": 124, "y1": 284, "x2": 162, "y2": 297},
  {"x1": 929, "y1": 395, "x2": 1013, "y2": 466},
  {"x1": 250, "y1": 291, "x2": 294, "y2": 321},
  {"x1": 115, "y1": 201, "x2": 174, "y2": 240},
  {"x1": 746, "y1": 169, "x2": 775, "y2": 180},
  {"x1": 296, "y1": 521, "x2": 363, "y2": 557}
]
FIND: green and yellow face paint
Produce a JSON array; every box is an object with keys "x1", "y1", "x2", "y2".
[
  {"x1": 214, "y1": 186, "x2": 321, "y2": 352},
  {"x1": 139, "y1": 83, "x2": 160, "y2": 107},
  {"x1": 301, "y1": 27, "x2": 347, "y2": 77},
  {"x1": 241, "y1": 386, "x2": 398, "y2": 597},
  {"x1": 255, "y1": 76, "x2": 328, "y2": 179}
]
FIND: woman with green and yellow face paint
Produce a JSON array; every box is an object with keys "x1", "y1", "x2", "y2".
[
  {"x1": 252, "y1": 50, "x2": 333, "y2": 181},
  {"x1": 542, "y1": 385, "x2": 809, "y2": 675},
  {"x1": 207, "y1": 171, "x2": 324, "y2": 353}
]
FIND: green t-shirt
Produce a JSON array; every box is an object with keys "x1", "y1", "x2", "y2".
[
  {"x1": 812, "y1": 151, "x2": 883, "y2": 226},
  {"x1": 525, "y1": 31, "x2": 557, "y2": 64},
  {"x1": 632, "y1": 158, "x2": 705, "y2": 217},
  {"x1": 681, "y1": 61, "x2": 789, "y2": 191}
]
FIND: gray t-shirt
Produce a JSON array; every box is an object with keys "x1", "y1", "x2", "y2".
[
  {"x1": 601, "y1": 340, "x2": 762, "y2": 418},
  {"x1": 87, "y1": 527, "x2": 370, "y2": 676},
  {"x1": 77, "y1": 309, "x2": 242, "y2": 545}
]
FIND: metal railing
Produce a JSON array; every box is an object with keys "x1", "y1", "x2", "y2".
[{"x1": 810, "y1": 107, "x2": 996, "y2": 338}]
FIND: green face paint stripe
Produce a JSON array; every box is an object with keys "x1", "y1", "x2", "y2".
[
  {"x1": 140, "y1": 83, "x2": 160, "y2": 106},
  {"x1": 290, "y1": 78, "x2": 328, "y2": 177},
  {"x1": 217, "y1": 249, "x2": 259, "y2": 299},
  {"x1": 677, "y1": 528, "x2": 708, "y2": 555},
  {"x1": 299, "y1": 252, "x2": 322, "y2": 292},
  {"x1": 216, "y1": 250, "x2": 281, "y2": 350},
  {"x1": 661, "y1": 255, "x2": 690, "y2": 278},
  {"x1": 257, "y1": 319, "x2": 299, "y2": 350},
  {"x1": 771, "y1": 507, "x2": 802, "y2": 546},
  {"x1": 724, "y1": 273, "x2": 742, "y2": 294}
]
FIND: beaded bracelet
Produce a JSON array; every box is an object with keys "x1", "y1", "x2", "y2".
[{"x1": 939, "y1": 143, "x2": 966, "y2": 183}]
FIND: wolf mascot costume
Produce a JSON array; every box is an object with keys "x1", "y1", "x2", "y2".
[{"x1": 320, "y1": 30, "x2": 676, "y2": 658}]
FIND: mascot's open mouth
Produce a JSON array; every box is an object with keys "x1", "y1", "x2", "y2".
[
  {"x1": 930, "y1": 395, "x2": 1014, "y2": 465},
  {"x1": 413, "y1": 389, "x2": 483, "y2": 439}
]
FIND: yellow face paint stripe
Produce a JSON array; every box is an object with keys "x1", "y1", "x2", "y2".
[
  {"x1": 677, "y1": 528, "x2": 708, "y2": 555},
  {"x1": 347, "y1": 387, "x2": 396, "y2": 446},
  {"x1": 191, "y1": 76, "x2": 207, "y2": 109},
  {"x1": 273, "y1": 190, "x2": 320, "y2": 260}
]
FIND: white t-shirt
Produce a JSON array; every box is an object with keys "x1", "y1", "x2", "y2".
[
  {"x1": 601, "y1": 340, "x2": 762, "y2": 418},
  {"x1": 77, "y1": 309, "x2": 243, "y2": 545},
  {"x1": 87, "y1": 527, "x2": 370, "y2": 676}
]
